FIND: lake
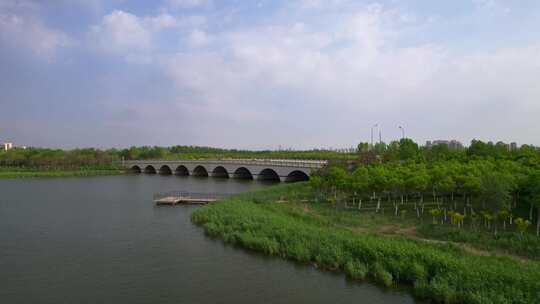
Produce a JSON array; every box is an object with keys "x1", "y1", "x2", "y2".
[{"x1": 0, "y1": 175, "x2": 416, "y2": 303}]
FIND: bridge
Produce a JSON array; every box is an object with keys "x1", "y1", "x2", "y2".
[{"x1": 123, "y1": 159, "x2": 327, "y2": 182}]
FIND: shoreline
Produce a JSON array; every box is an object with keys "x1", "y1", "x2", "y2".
[
  {"x1": 0, "y1": 169, "x2": 125, "y2": 179},
  {"x1": 191, "y1": 183, "x2": 540, "y2": 303}
]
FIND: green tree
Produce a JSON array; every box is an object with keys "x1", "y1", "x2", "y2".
[
  {"x1": 357, "y1": 142, "x2": 369, "y2": 153},
  {"x1": 478, "y1": 171, "x2": 512, "y2": 234},
  {"x1": 398, "y1": 138, "x2": 420, "y2": 161},
  {"x1": 525, "y1": 171, "x2": 540, "y2": 236}
]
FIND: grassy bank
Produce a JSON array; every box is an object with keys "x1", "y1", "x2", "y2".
[
  {"x1": 192, "y1": 183, "x2": 540, "y2": 303},
  {"x1": 0, "y1": 167, "x2": 125, "y2": 179},
  {"x1": 416, "y1": 224, "x2": 540, "y2": 261}
]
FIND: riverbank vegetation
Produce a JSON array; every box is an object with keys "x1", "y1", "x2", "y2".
[
  {"x1": 192, "y1": 139, "x2": 540, "y2": 303},
  {"x1": 192, "y1": 183, "x2": 540, "y2": 303},
  {"x1": 0, "y1": 167, "x2": 124, "y2": 179}
]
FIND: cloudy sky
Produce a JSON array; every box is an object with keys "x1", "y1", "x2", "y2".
[{"x1": 1, "y1": 0, "x2": 539, "y2": 149}]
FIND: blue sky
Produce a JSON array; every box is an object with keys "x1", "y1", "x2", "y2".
[{"x1": 1, "y1": 0, "x2": 539, "y2": 149}]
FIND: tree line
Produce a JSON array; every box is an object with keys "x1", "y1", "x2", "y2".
[
  {"x1": 0, "y1": 145, "x2": 355, "y2": 169},
  {"x1": 313, "y1": 138, "x2": 540, "y2": 237}
]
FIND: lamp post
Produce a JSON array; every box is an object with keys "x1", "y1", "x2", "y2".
[
  {"x1": 371, "y1": 124, "x2": 378, "y2": 150},
  {"x1": 398, "y1": 126, "x2": 405, "y2": 140}
]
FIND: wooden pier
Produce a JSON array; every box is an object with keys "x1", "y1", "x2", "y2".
[{"x1": 154, "y1": 191, "x2": 231, "y2": 206}]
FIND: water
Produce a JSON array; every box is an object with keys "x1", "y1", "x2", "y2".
[{"x1": 0, "y1": 175, "x2": 416, "y2": 303}]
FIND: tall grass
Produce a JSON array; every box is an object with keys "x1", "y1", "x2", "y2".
[{"x1": 192, "y1": 184, "x2": 540, "y2": 303}]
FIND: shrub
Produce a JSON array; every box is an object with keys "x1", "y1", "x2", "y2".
[
  {"x1": 371, "y1": 263, "x2": 393, "y2": 287},
  {"x1": 345, "y1": 260, "x2": 368, "y2": 280}
]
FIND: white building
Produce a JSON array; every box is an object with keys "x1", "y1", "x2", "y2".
[{"x1": 3, "y1": 142, "x2": 13, "y2": 151}]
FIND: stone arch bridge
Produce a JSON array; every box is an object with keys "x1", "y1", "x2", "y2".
[{"x1": 123, "y1": 159, "x2": 327, "y2": 182}]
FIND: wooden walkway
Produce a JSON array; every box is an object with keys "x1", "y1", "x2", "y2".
[{"x1": 154, "y1": 191, "x2": 231, "y2": 206}]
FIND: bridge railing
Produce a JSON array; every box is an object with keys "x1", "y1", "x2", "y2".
[{"x1": 125, "y1": 159, "x2": 327, "y2": 168}]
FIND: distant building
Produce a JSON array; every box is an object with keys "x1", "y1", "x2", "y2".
[
  {"x1": 3, "y1": 142, "x2": 13, "y2": 151},
  {"x1": 510, "y1": 142, "x2": 518, "y2": 151},
  {"x1": 425, "y1": 139, "x2": 464, "y2": 150}
]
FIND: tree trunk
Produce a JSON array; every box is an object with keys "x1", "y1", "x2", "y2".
[
  {"x1": 443, "y1": 208, "x2": 447, "y2": 222},
  {"x1": 537, "y1": 212, "x2": 540, "y2": 237}
]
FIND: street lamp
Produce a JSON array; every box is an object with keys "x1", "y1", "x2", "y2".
[
  {"x1": 371, "y1": 124, "x2": 378, "y2": 150},
  {"x1": 398, "y1": 126, "x2": 405, "y2": 140}
]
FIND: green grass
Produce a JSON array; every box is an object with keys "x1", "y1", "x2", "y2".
[
  {"x1": 0, "y1": 168, "x2": 125, "y2": 179},
  {"x1": 192, "y1": 183, "x2": 540, "y2": 303},
  {"x1": 417, "y1": 224, "x2": 540, "y2": 260}
]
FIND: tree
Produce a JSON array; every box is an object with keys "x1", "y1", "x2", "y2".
[
  {"x1": 384, "y1": 141, "x2": 400, "y2": 162},
  {"x1": 514, "y1": 218, "x2": 531, "y2": 238},
  {"x1": 398, "y1": 138, "x2": 420, "y2": 161},
  {"x1": 525, "y1": 171, "x2": 540, "y2": 236},
  {"x1": 326, "y1": 166, "x2": 348, "y2": 206},
  {"x1": 478, "y1": 171, "x2": 512, "y2": 234},
  {"x1": 468, "y1": 139, "x2": 492, "y2": 158},
  {"x1": 357, "y1": 142, "x2": 369, "y2": 153},
  {"x1": 498, "y1": 209, "x2": 511, "y2": 230},
  {"x1": 368, "y1": 165, "x2": 390, "y2": 212},
  {"x1": 430, "y1": 208, "x2": 442, "y2": 224},
  {"x1": 372, "y1": 142, "x2": 387, "y2": 155},
  {"x1": 351, "y1": 166, "x2": 370, "y2": 208},
  {"x1": 426, "y1": 143, "x2": 451, "y2": 161},
  {"x1": 404, "y1": 164, "x2": 429, "y2": 217}
]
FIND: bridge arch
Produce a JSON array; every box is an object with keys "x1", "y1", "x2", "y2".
[
  {"x1": 286, "y1": 170, "x2": 309, "y2": 182},
  {"x1": 212, "y1": 166, "x2": 229, "y2": 178},
  {"x1": 130, "y1": 165, "x2": 142, "y2": 174},
  {"x1": 193, "y1": 165, "x2": 209, "y2": 177},
  {"x1": 144, "y1": 165, "x2": 157, "y2": 174},
  {"x1": 233, "y1": 167, "x2": 253, "y2": 180},
  {"x1": 159, "y1": 165, "x2": 172, "y2": 175},
  {"x1": 258, "y1": 168, "x2": 280, "y2": 181},
  {"x1": 175, "y1": 165, "x2": 189, "y2": 176}
]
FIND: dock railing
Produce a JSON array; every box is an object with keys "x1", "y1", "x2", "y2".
[{"x1": 153, "y1": 191, "x2": 234, "y2": 201}]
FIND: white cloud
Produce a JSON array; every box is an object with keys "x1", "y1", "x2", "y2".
[
  {"x1": 187, "y1": 29, "x2": 212, "y2": 48},
  {"x1": 88, "y1": 10, "x2": 207, "y2": 61},
  {"x1": 167, "y1": 0, "x2": 212, "y2": 9},
  {"x1": 88, "y1": 10, "x2": 193, "y2": 63},
  {"x1": 90, "y1": 10, "x2": 152, "y2": 53},
  {"x1": 0, "y1": 13, "x2": 70, "y2": 58}
]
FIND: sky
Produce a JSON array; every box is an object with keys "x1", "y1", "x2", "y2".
[{"x1": 1, "y1": 0, "x2": 539, "y2": 149}]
